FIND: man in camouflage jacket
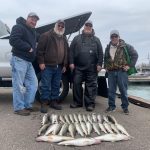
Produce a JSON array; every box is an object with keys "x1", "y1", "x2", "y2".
[{"x1": 104, "y1": 30, "x2": 138, "y2": 114}]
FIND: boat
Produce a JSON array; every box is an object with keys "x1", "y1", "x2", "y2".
[{"x1": 128, "y1": 72, "x2": 150, "y2": 83}]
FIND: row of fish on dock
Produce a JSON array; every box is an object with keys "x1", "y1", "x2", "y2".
[{"x1": 36, "y1": 113, "x2": 133, "y2": 146}]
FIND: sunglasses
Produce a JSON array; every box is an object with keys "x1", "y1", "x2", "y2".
[
  {"x1": 85, "y1": 23, "x2": 92, "y2": 27},
  {"x1": 58, "y1": 25, "x2": 64, "y2": 28},
  {"x1": 111, "y1": 35, "x2": 119, "y2": 38}
]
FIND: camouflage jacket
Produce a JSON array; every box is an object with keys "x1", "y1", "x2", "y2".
[{"x1": 104, "y1": 39, "x2": 138, "y2": 70}]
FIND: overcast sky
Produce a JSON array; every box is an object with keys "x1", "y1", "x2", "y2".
[{"x1": 0, "y1": 0, "x2": 150, "y2": 65}]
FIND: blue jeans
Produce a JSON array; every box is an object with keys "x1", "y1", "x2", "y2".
[
  {"x1": 10, "y1": 56, "x2": 38, "y2": 111},
  {"x1": 108, "y1": 70, "x2": 129, "y2": 109},
  {"x1": 40, "y1": 65, "x2": 62, "y2": 102}
]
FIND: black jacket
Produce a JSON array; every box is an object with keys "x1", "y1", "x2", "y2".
[
  {"x1": 9, "y1": 17, "x2": 37, "y2": 62},
  {"x1": 69, "y1": 31, "x2": 103, "y2": 70}
]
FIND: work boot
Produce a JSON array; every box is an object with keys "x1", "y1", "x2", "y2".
[
  {"x1": 26, "y1": 107, "x2": 39, "y2": 112},
  {"x1": 86, "y1": 106, "x2": 94, "y2": 112},
  {"x1": 123, "y1": 108, "x2": 129, "y2": 115},
  {"x1": 50, "y1": 100, "x2": 62, "y2": 110},
  {"x1": 70, "y1": 103, "x2": 82, "y2": 108},
  {"x1": 105, "y1": 107, "x2": 116, "y2": 113},
  {"x1": 14, "y1": 109, "x2": 30, "y2": 116},
  {"x1": 40, "y1": 102, "x2": 48, "y2": 113}
]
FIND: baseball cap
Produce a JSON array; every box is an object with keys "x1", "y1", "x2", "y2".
[
  {"x1": 28, "y1": 12, "x2": 39, "y2": 20},
  {"x1": 85, "y1": 20, "x2": 93, "y2": 26},
  {"x1": 110, "y1": 30, "x2": 119, "y2": 37},
  {"x1": 57, "y1": 19, "x2": 65, "y2": 25}
]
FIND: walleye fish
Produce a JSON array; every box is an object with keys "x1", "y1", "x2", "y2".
[
  {"x1": 59, "y1": 115, "x2": 66, "y2": 124},
  {"x1": 92, "y1": 123, "x2": 101, "y2": 135},
  {"x1": 38, "y1": 123, "x2": 50, "y2": 136},
  {"x1": 52, "y1": 123, "x2": 62, "y2": 135},
  {"x1": 73, "y1": 113, "x2": 79, "y2": 123},
  {"x1": 107, "y1": 115, "x2": 117, "y2": 124},
  {"x1": 80, "y1": 122, "x2": 88, "y2": 136},
  {"x1": 110, "y1": 123, "x2": 120, "y2": 134},
  {"x1": 95, "y1": 133, "x2": 131, "y2": 142},
  {"x1": 75, "y1": 123, "x2": 84, "y2": 137},
  {"x1": 64, "y1": 114, "x2": 71, "y2": 124},
  {"x1": 83, "y1": 114, "x2": 88, "y2": 122},
  {"x1": 78, "y1": 114, "x2": 83, "y2": 122},
  {"x1": 86, "y1": 121, "x2": 93, "y2": 135},
  {"x1": 115, "y1": 123, "x2": 130, "y2": 136},
  {"x1": 87, "y1": 114, "x2": 93, "y2": 124},
  {"x1": 36, "y1": 135, "x2": 74, "y2": 143},
  {"x1": 41, "y1": 113, "x2": 49, "y2": 126},
  {"x1": 45, "y1": 124, "x2": 59, "y2": 136},
  {"x1": 59, "y1": 123, "x2": 69, "y2": 136},
  {"x1": 58, "y1": 138, "x2": 101, "y2": 146},
  {"x1": 103, "y1": 122, "x2": 114, "y2": 134},
  {"x1": 68, "y1": 123, "x2": 76, "y2": 138},
  {"x1": 69, "y1": 114, "x2": 75, "y2": 123},
  {"x1": 98, "y1": 123, "x2": 107, "y2": 134}
]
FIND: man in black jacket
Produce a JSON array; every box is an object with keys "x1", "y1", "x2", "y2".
[
  {"x1": 69, "y1": 20, "x2": 103, "y2": 111},
  {"x1": 9, "y1": 12, "x2": 39, "y2": 116}
]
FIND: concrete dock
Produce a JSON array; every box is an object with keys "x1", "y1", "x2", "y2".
[{"x1": 0, "y1": 88, "x2": 150, "y2": 150}]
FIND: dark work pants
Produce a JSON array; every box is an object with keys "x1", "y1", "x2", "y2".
[{"x1": 73, "y1": 66, "x2": 97, "y2": 107}]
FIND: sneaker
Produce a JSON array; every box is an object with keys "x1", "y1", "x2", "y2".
[
  {"x1": 26, "y1": 107, "x2": 39, "y2": 112},
  {"x1": 123, "y1": 109, "x2": 129, "y2": 115},
  {"x1": 105, "y1": 107, "x2": 116, "y2": 113},
  {"x1": 50, "y1": 101, "x2": 62, "y2": 110},
  {"x1": 86, "y1": 106, "x2": 94, "y2": 112},
  {"x1": 40, "y1": 103, "x2": 48, "y2": 113},
  {"x1": 14, "y1": 109, "x2": 30, "y2": 116}
]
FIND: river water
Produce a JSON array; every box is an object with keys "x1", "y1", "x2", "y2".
[
  {"x1": 128, "y1": 84, "x2": 150, "y2": 101},
  {"x1": 104, "y1": 77, "x2": 150, "y2": 101}
]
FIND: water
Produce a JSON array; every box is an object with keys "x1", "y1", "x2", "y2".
[{"x1": 128, "y1": 84, "x2": 150, "y2": 101}]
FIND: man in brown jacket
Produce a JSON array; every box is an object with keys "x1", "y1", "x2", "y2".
[{"x1": 37, "y1": 20, "x2": 68, "y2": 113}]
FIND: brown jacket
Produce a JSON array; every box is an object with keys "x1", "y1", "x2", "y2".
[{"x1": 37, "y1": 29, "x2": 68, "y2": 66}]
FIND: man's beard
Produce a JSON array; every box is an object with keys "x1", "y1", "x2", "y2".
[
  {"x1": 54, "y1": 24, "x2": 65, "y2": 36},
  {"x1": 84, "y1": 29, "x2": 92, "y2": 34}
]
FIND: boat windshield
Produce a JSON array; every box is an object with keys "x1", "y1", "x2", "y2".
[{"x1": 0, "y1": 20, "x2": 10, "y2": 37}]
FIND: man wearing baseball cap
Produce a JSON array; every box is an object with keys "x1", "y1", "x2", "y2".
[
  {"x1": 37, "y1": 19, "x2": 68, "y2": 113},
  {"x1": 9, "y1": 12, "x2": 39, "y2": 116},
  {"x1": 69, "y1": 20, "x2": 103, "y2": 111},
  {"x1": 28, "y1": 12, "x2": 39, "y2": 20},
  {"x1": 104, "y1": 30, "x2": 138, "y2": 115}
]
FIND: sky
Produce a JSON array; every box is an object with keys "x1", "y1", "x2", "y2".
[{"x1": 0, "y1": 0, "x2": 150, "y2": 65}]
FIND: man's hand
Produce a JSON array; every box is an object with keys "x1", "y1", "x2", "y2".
[
  {"x1": 39, "y1": 64, "x2": 45, "y2": 70},
  {"x1": 97, "y1": 65, "x2": 102, "y2": 72},
  {"x1": 69, "y1": 64, "x2": 75, "y2": 70},
  {"x1": 29, "y1": 48, "x2": 33, "y2": 52},
  {"x1": 123, "y1": 65, "x2": 130, "y2": 71},
  {"x1": 62, "y1": 67, "x2": 66, "y2": 73}
]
